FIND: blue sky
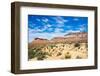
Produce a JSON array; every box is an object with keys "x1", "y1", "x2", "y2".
[{"x1": 28, "y1": 15, "x2": 88, "y2": 42}]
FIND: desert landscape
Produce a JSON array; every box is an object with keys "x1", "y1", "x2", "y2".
[{"x1": 28, "y1": 32, "x2": 88, "y2": 61}]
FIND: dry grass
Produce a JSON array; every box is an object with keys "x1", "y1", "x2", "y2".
[{"x1": 28, "y1": 42, "x2": 88, "y2": 61}]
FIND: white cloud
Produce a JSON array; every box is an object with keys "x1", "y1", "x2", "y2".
[
  {"x1": 42, "y1": 18, "x2": 49, "y2": 22},
  {"x1": 57, "y1": 20, "x2": 64, "y2": 24},
  {"x1": 73, "y1": 18, "x2": 79, "y2": 21},
  {"x1": 28, "y1": 23, "x2": 36, "y2": 28},
  {"x1": 36, "y1": 19, "x2": 41, "y2": 21},
  {"x1": 57, "y1": 24, "x2": 64, "y2": 27},
  {"x1": 57, "y1": 17, "x2": 69, "y2": 22},
  {"x1": 54, "y1": 28, "x2": 64, "y2": 33},
  {"x1": 65, "y1": 30, "x2": 80, "y2": 33},
  {"x1": 28, "y1": 26, "x2": 47, "y2": 33},
  {"x1": 46, "y1": 24, "x2": 52, "y2": 27},
  {"x1": 79, "y1": 24, "x2": 87, "y2": 32},
  {"x1": 53, "y1": 16, "x2": 69, "y2": 24},
  {"x1": 48, "y1": 28, "x2": 53, "y2": 31},
  {"x1": 79, "y1": 27, "x2": 85, "y2": 32},
  {"x1": 63, "y1": 19, "x2": 69, "y2": 22},
  {"x1": 65, "y1": 25, "x2": 72, "y2": 29}
]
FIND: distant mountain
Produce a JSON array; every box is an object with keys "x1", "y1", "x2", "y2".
[
  {"x1": 29, "y1": 32, "x2": 88, "y2": 48},
  {"x1": 65, "y1": 32, "x2": 87, "y2": 35},
  {"x1": 64, "y1": 32, "x2": 87, "y2": 38},
  {"x1": 51, "y1": 32, "x2": 87, "y2": 43}
]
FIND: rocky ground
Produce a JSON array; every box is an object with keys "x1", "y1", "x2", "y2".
[{"x1": 28, "y1": 42, "x2": 88, "y2": 61}]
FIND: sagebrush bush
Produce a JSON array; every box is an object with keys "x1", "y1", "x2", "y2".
[
  {"x1": 76, "y1": 56, "x2": 82, "y2": 59},
  {"x1": 65, "y1": 55, "x2": 71, "y2": 59},
  {"x1": 28, "y1": 48, "x2": 48, "y2": 60},
  {"x1": 65, "y1": 52, "x2": 71, "y2": 59},
  {"x1": 74, "y1": 43, "x2": 80, "y2": 47}
]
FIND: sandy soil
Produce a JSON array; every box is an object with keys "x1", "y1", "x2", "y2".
[{"x1": 29, "y1": 42, "x2": 88, "y2": 61}]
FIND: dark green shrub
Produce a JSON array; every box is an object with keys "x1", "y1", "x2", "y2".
[
  {"x1": 28, "y1": 48, "x2": 48, "y2": 60},
  {"x1": 49, "y1": 45, "x2": 55, "y2": 49},
  {"x1": 28, "y1": 49, "x2": 37, "y2": 59},
  {"x1": 74, "y1": 43, "x2": 80, "y2": 47},
  {"x1": 36, "y1": 51, "x2": 48, "y2": 60},
  {"x1": 65, "y1": 53, "x2": 71, "y2": 59},
  {"x1": 65, "y1": 55, "x2": 71, "y2": 59}
]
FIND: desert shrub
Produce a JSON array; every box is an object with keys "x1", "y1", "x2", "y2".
[
  {"x1": 78, "y1": 47, "x2": 80, "y2": 49},
  {"x1": 28, "y1": 48, "x2": 48, "y2": 60},
  {"x1": 55, "y1": 45, "x2": 58, "y2": 48},
  {"x1": 66, "y1": 52, "x2": 69, "y2": 54},
  {"x1": 65, "y1": 55, "x2": 71, "y2": 59},
  {"x1": 62, "y1": 45, "x2": 65, "y2": 47},
  {"x1": 49, "y1": 45, "x2": 55, "y2": 49},
  {"x1": 28, "y1": 49, "x2": 37, "y2": 59},
  {"x1": 36, "y1": 52, "x2": 48, "y2": 60},
  {"x1": 65, "y1": 53, "x2": 71, "y2": 59},
  {"x1": 57, "y1": 52, "x2": 62, "y2": 56},
  {"x1": 74, "y1": 43, "x2": 80, "y2": 47},
  {"x1": 76, "y1": 56, "x2": 82, "y2": 59},
  {"x1": 37, "y1": 55, "x2": 45, "y2": 60},
  {"x1": 48, "y1": 53, "x2": 52, "y2": 56}
]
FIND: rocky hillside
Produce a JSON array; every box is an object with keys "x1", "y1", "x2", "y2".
[
  {"x1": 29, "y1": 32, "x2": 87, "y2": 48},
  {"x1": 52, "y1": 32, "x2": 87, "y2": 43},
  {"x1": 28, "y1": 32, "x2": 88, "y2": 60}
]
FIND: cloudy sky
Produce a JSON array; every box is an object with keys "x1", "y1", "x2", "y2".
[{"x1": 28, "y1": 15, "x2": 88, "y2": 42}]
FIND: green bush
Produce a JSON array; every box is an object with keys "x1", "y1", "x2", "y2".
[
  {"x1": 65, "y1": 55, "x2": 71, "y2": 59},
  {"x1": 49, "y1": 45, "x2": 55, "y2": 49},
  {"x1": 74, "y1": 43, "x2": 80, "y2": 47},
  {"x1": 28, "y1": 48, "x2": 48, "y2": 60},
  {"x1": 65, "y1": 53, "x2": 71, "y2": 59},
  {"x1": 28, "y1": 49, "x2": 37, "y2": 59}
]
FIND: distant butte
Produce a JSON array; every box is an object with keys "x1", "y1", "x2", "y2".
[{"x1": 34, "y1": 38, "x2": 48, "y2": 40}]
